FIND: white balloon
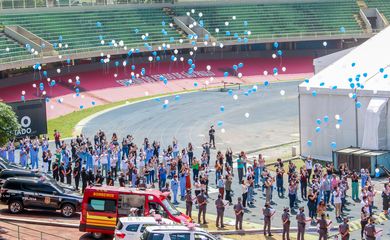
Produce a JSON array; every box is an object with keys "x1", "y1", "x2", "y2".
[
  {"x1": 225, "y1": 21, "x2": 229, "y2": 26},
  {"x1": 245, "y1": 113, "x2": 250, "y2": 118},
  {"x1": 306, "y1": 86, "x2": 311, "y2": 91},
  {"x1": 186, "y1": 12, "x2": 190, "y2": 16},
  {"x1": 194, "y1": 46, "x2": 198, "y2": 51},
  {"x1": 206, "y1": 65, "x2": 211, "y2": 71},
  {"x1": 58, "y1": 55, "x2": 62, "y2": 59},
  {"x1": 263, "y1": 70, "x2": 268, "y2": 76},
  {"x1": 238, "y1": 73, "x2": 243, "y2": 78},
  {"x1": 107, "y1": 54, "x2": 111, "y2": 58},
  {"x1": 219, "y1": 43, "x2": 224, "y2": 48},
  {"x1": 169, "y1": 23, "x2": 173, "y2": 27},
  {"x1": 205, "y1": 80, "x2": 209, "y2": 85},
  {"x1": 60, "y1": 97, "x2": 64, "y2": 102},
  {"x1": 58, "y1": 43, "x2": 62, "y2": 48},
  {"x1": 42, "y1": 91, "x2": 46, "y2": 95},
  {"x1": 50, "y1": 105, "x2": 54, "y2": 109},
  {"x1": 68, "y1": 79, "x2": 72, "y2": 83},
  {"x1": 253, "y1": 85, "x2": 258, "y2": 90},
  {"x1": 100, "y1": 52, "x2": 104, "y2": 57},
  {"x1": 191, "y1": 9, "x2": 195, "y2": 14},
  {"x1": 180, "y1": 57, "x2": 184, "y2": 62},
  {"x1": 131, "y1": 72, "x2": 134, "y2": 76},
  {"x1": 179, "y1": 39, "x2": 184, "y2": 43},
  {"x1": 189, "y1": 24, "x2": 194, "y2": 29},
  {"x1": 38, "y1": 66, "x2": 41, "y2": 70},
  {"x1": 247, "y1": 31, "x2": 251, "y2": 35},
  {"x1": 280, "y1": 90, "x2": 286, "y2": 96},
  {"x1": 199, "y1": 12, "x2": 203, "y2": 17},
  {"x1": 145, "y1": 91, "x2": 149, "y2": 96},
  {"x1": 335, "y1": 114, "x2": 340, "y2": 120},
  {"x1": 114, "y1": 74, "x2": 118, "y2": 78},
  {"x1": 114, "y1": 43, "x2": 118, "y2": 47},
  {"x1": 21, "y1": 91, "x2": 26, "y2": 95},
  {"x1": 81, "y1": 95, "x2": 85, "y2": 99},
  {"x1": 233, "y1": 94, "x2": 238, "y2": 100},
  {"x1": 5, "y1": 47, "x2": 9, "y2": 52},
  {"x1": 373, "y1": 89, "x2": 378, "y2": 94},
  {"x1": 164, "y1": 99, "x2": 169, "y2": 105},
  {"x1": 31, "y1": 48, "x2": 35, "y2": 53},
  {"x1": 215, "y1": 28, "x2": 220, "y2": 33},
  {"x1": 210, "y1": 77, "x2": 214, "y2": 82},
  {"x1": 204, "y1": 41, "x2": 208, "y2": 46},
  {"x1": 189, "y1": 51, "x2": 194, "y2": 56},
  {"x1": 56, "y1": 68, "x2": 61, "y2": 74},
  {"x1": 34, "y1": 51, "x2": 38, "y2": 55},
  {"x1": 221, "y1": 128, "x2": 226, "y2": 133},
  {"x1": 335, "y1": 124, "x2": 340, "y2": 129},
  {"x1": 212, "y1": 42, "x2": 216, "y2": 46},
  {"x1": 282, "y1": 67, "x2": 286, "y2": 72},
  {"x1": 375, "y1": 168, "x2": 380, "y2": 173},
  {"x1": 323, "y1": 41, "x2": 328, "y2": 47},
  {"x1": 174, "y1": 49, "x2": 179, "y2": 54},
  {"x1": 348, "y1": 93, "x2": 353, "y2": 98},
  {"x1": 232, "y1": 16, "x2": 236, "y2": 20},
  {"x1": 123, "y1": 61, "x2": 127, "y2": 67},
  {"x1": 136, "y1": 74, "x2": 139, "y2": 78},
  {"x1": 145, "y1": 33, "x2": 149, "y2": 37},
  {"x1": 64, "y1": 44, "x2": 68, "y2": 48},
  {"x1": 193, "y1": 22, "x2": 197, "y2": 26},
  {"x1": 76, "y1": 76, "x2": 80, "y2": 81},
  {"x1": 148, "y1": 56, "x2": 153, "y2": 62},
  {"x1": 272, "y1": 54, "x2": 277, "y2": 59},
  {"x1": 32, "y1": 83, "x2": 36, "y2": 88}
]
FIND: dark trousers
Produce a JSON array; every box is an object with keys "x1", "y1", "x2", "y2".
[
  {"x1": 264, "y1": 218, "x2": 271, "y2": 235},
  {"x1": 283, "y1": 223, "x2": 290, "y2": 240},
  {"x1": 75, "y1": 177, "x2": 80, "y2": 190},
  {"x1": 216, "y1": 209, "x2": 224, "y2": 227},
  {"x1": 225, "y1": 190, "x2": 232, "y2": 203},
  {"x1": 82, "y1": 181, "x2": 87, "y2": 193},
  {"x1": 361, "y1": 221, "x2": 367, "y2": 238},
  {"x1": 238, "y1": 168, "x2": 244, "y2": 183},
  {"x1": 186, "y1": 203, "x2": 192, "y2": 218},
  {"x1": 209, "y1": 135, "x2": 215, "y2": 147},
  {"x1": 301, "y1": 183, "x2": 307, "y2": 199},
  {"x1": 198, "y1": 205, "x2": 206, "y2": 223},
  {"x1": 242, "y1": 192, "x2": 248, "y2": 208},
  {"x1": 289, "y1": 194, "x2": 296, "y2": 209}
]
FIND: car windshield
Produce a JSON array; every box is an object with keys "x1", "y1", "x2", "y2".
[
  {"x1": 162, "y1": 199, "x2": 181, "y2": 216},
  {"x1": 49, "y1": 180, "x2": 65, "y2": 193}
]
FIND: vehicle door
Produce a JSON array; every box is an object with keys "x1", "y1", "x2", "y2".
[
  {"x1": 34, "y1": 182, "x2": 59, "y2": 209},
  {"x1": 123, "y1": 223, "x2": 140, "y2": 239},
  {"x1": 20, "y1": 182, "x2": 42, "y2": 208},
  {"x1": 85, "y1": 197, "x2": 117, "y2": 232}
]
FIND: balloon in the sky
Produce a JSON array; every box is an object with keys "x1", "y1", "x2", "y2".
[
  {"x1": 280, "y1": 90, "x2": 285, "y2": 96},
  {"x1": 206, "y1": 65, "x2": 211, "y2": 71},
  {"x1": 244, "y1": 113, "x2": 250, "y2": 118},
  {"x1": 331, "y1": 142, "x2": 337, "y2": 149},
  {"x1": 307, "y1": 140, "x2": 313, "y2": 146},
  {"x1": 221, "y1": 128, "x2": 226, "y2": 133},
  {"x1": 233, "y1": 95, "x2": 238, "y2": 100},
  {"x1": 315, "y1": 127, "x2": 321, "y2": 133},
  {"x1": 220, "y1": 106, "x2": 225, "y2": 112}
]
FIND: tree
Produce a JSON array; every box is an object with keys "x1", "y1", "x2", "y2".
[{"x1": 0, "y1": 102, "x2": 20, "y2": 146}]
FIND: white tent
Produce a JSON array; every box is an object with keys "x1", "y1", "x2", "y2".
[{"x1": 299, "y1": 26, "x2": 390, "y2": 161}]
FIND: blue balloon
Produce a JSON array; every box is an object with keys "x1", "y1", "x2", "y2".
[
  {"x1": 134, "y1": 29, "x2": 139, "y2": 34},
  {"x1": 243, "y1": 21, "x2": 248, "y2": 26},
  {"x1": 76, "y1": 80, "x2": 80, "y2": 85},
  {"x1": 163, "y1": 79, "x2": 168, "y2": 85},
  {"x1": 199, "y1": 20, "x2": 204, "y2": 27},
  {"x1": 92, "y1": 101, "x2": 96, "y2": 106},
  {"x1": 228, "y1": 89, "x2": 233, "y2": 95},
  {"x1": 127, "y1": 50, "x2": 133, "y2": 56},
  {"x1": 244, "y1": 38, "x2": 248, "y2": 44},
  {"x1": 307, "y1": 140, "x2": 312, "y2": 147},
  {"x1": 131, "y1": 65, "x2": 135, "y2": 70},
  {"x1": 312, "y1": 91, "x2": 317, "y2": 97},
  {"x1": 234, "y1": 33, "x2": 239, "y2": 38},
  {"x1": 217, "y1": 121, "x2": 223, "y2": 127},
  {"x1": 337, "y1": 119, "x2": 343, "y2": 124},
  {"x1": 21, "y1": 95, "x2": 25, "y2": 101},
  {"x1": 171, "y1": 55, "x2": 175, "y2": 61},
  {"x1": 115, "y1": 61, "x2": 119, "y2": 67},
  {"x1": 264, "y1": 81, "x2": 269, "y2": 86},
  {"x1": 273, "y1": 42, "x2": 279, "y2": 48},
  {"x1": 152, "y1": 51, "x2": 157, "y2": 56},
  {"x1": 350, "y1": 83, "x2": 355, "y2": 89},
  {"x1": 39, "y1": 82, "x2": 44, "y2": 87},
  {"x1": 233, "y1": 65, "x2": 238, "y2": 71},
  {"x1": 170, "y1": 37, "x2": 174, "y2": 43},
  {"x1": 324, "y1": 116, "x2": 329, "y2": 122},
  {"x1": 99, "y1": 35, "x2": 103, "y2": 40},
  {"x1": 220, "y1": 106, "x2": 225, "y2": 112},
  {"x1": 191, "y1": 41, "x2": 196, "y2": 46},
  {"x1": 175, "y1": 95, "x2": 180, "y2": 100},
  {"x1": 96, "y1": 21, "x2": 102, "y2": 27},
  {"x1": 204, "y1": 34, "x2": 209, "y2": 41},
  {"x1": 43, "y1": 71, "x2": 47, "y2": 77},
  {"x1": 332, "y1": 86, "x2": 338, "y2": 90},
  {"x1": 352, "y1": 93, "x2": 357, "y2": 99},
  {"x1": 375, "y1": 172, "x2": 380, "y2": 178},
  {"x1": 356, "y1": 101, "x2": 362, "y2": 108},
  {"x1": 188, "y1": 68, "x2": 194, "y2": 74},
  {"x1": 187, "y1": 59, "x2": 193, "y2": 65},
  {"x1": 384, "y1": 74, "x2": 388, "y2": 79},
  {"x1": 163, "y1": 104, "x2": 168, "y2": 109},
  {"x1": 39, "y1": 86, "x2": 44, "y2": 91},
  {"x1": 45, "y1": 97, "x2": 50, "y2": 103},
  {"x1": 277, "y1": 50, "x2": 283, "y2": 56},
  {"x1": 50, "y1": 80, "x2": 56, "y2": 87},
  {"x1": 340, "y1": 26, "x2": 346, "y2": 33},
  {"x1": 58, "y1": 35, "x2": 63, "y2": 42},
  {"x1": 363, "y1": 73, "x2": 368, "y2": 77},
  {"x1": 194, "y1": 82, "x2": 198, "y2": 87},
  {"x1": 159, "y1": 75, "x2": 165, "y2": 81},
  {"x1": 80, "y1": 105, "x2": 84, "y2": 109},
  {"x1": 75, "y1": 88, "x2": 80, "y2": 93},
  {"x1": 320, "y1": 82, "x2": 325, "y2": 86},
  {"x1": 100, "y1": 59, "x2": 104, "y2": 63},
  {"x1": 331, "y1": 142, "x2": 337, "y2": 149},
  {"x1": 316, "y1": 119, "x2": 321, "y2": 125},
  {"x1": 41, "y1": 43, "x2": 46, "y2": 49},
  {"x1": 237, "y1": 38, "x2": 242, "y2": 43},
  {"x1": 304, "y1": 79, "x2": 309, "y2": 83},
  {"x1": 351, "y1": 62, "x2": 356, "y2": 67},
  {"x1": 273, "y1": 68, "x2": 278, "y2": 74},
  {"x1": 135, "y1": 49, "x2": 140, "y2": 53},
  {"x1": 380, "y1": 68, "x2": 384, "y2": 73},
  {"x1": 224, "y1": 72, "x2": 229, "y2": 77},
  {"x1": 315, "y1": 127, "x2": 321, "y2": 133},
  {"x1": 156, "y1": 56, "x2": 161, "y2": 61},
  {"x1": 188, "y1": 34, "x2": 193, "y2": 39},
  {"x1": 191, "y1": 64, "x2": 196, "y2": 69},
  {"x1": 161, "y1": 21, "x2": 165, "y2": 26},
  {"x1": 226, "y1": 31, "x2": 231, "y2": 36},
  {"x1": 155, "y1": 98, "x2": 161, "y2": 102}
]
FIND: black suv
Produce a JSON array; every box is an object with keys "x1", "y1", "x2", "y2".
[
  {"x1": 0, "y1": 158, "x2": 20, "y2": 172},
  {"x1": 0, "y1": 169, "x2": 75, "y2": 191},
  {"x1": 0, "y1": 177, "x2": 82, "y2": 217}
]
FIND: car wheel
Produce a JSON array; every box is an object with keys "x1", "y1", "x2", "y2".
[
  {"x1": 61, "y1": 203, "x2": 75, "y2": 218},
  {"x1": 8, "y1": 200, "x2": 23, "y2": 214},
  {"x1": 91, "y1": 232, "x2": 103, "y2": 239}
]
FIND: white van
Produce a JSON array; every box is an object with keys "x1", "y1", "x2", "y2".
[
  {"x1": 114, "y1": 216, "x2": 175, "y2": 240},
  {"x1": 140, "y1": 225, "x2": 218, "y2": 240}
]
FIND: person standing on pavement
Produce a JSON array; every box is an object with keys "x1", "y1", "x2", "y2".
[
  {"x1": 225, "y1": 174, "x2": 233, "y2": 205},
  {"x1": 317, "y1": 213, "x2": 329, "y2": 240},
  {"x1": 59, "y1": 162, "x2": 65, "y2": 183},
  {"x1": 338, "y1": 218, "x2": 350, "y2": 240},
  {"x1": 351, "y1": 171, "x2": 359, "y2": 201},
  {"x1": 241, "y1": 180, "x2": 248, "y2": 208},
  {"x1": 119, "y1": 172, "x2": 126, "y2": 187},
  {"x1": 54, "y1": 130, "x2": 61, "y2": 149},
  {"x1": 73, "y1": 161, "x2": 80, "y2": 191},
  {"x1": 185, "y1": 190, "x2": 194, "y2": 219},
  {"x1": 305, "y1": 156, "x2": 313, "y2": 182},
  {"x1": 360, "y1": 206, "x2": 370, "y2": 239},
  {"x1": 263, "y1": 203, "x2": 273, "y2": 236},
  {"x1": 52, "y1": 161, "x2": 59, "y2": 181},
  {"x1": 217, "y1": 175, "x2": 225, "y2": 199},
  {"x1": 81, "y1": 167, "x2": 87, "y2": 193},
  {"x1": 65, "y1": 162, "x2": 72, "y2": 185},
  {"x1": 197, "y1": 189, "x2": 207, "y2": 224},
  {"x1": 282, "y1": 207, "x2": 291, "y2": 240},
  {"x1": 364, "y1": 218, "x2": 377, "y2": 240},
  {"x1": 296, "y1": 207, "x2": 306, "y2": 240},
  {"x1": 215, "y1": 194, "x2": 226, "y2": 228},
  {"x1": 171, "y1": 175, "x2": 179, "y2": 205},
  {"x1": 237, "y1": 154, "x2": 244, "y2": 183},
  {"x1": 209, "y1": 126, "x2": 215, "y2": 149},
  {"x1": 234, "y1": 197, "x2": 244, "y2": 230}
]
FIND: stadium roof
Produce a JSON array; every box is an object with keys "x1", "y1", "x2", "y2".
[{"x1": 299, "y1": 26, "x2": 390, "y2": 94}]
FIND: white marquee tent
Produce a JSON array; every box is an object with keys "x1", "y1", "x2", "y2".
[{"x1": 299, "y1": 26, "x2": 390, "y2": 161}]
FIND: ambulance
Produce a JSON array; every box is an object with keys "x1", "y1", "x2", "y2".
[{"x1": 79, "y1": 186, "x2": 191, "y2": 239}]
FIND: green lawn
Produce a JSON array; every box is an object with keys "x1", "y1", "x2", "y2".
[{"x1": 47, "y1": 90, "x2": 197, "y2": 138}]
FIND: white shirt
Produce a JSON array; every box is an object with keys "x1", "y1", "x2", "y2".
[{"x1": 306, "y1": 160, "x2": 313, "y2": 170}]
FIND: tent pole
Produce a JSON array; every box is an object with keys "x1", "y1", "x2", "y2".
[{"x1": 355, "y1": 89, "x2": 359, "y2": 147}]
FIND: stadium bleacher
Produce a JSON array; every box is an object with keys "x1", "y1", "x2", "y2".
[
  {"x1": 173, "y1": 1, "x2": 363, "y2": 40},
  {"x1": 0, "y1": 34, "x2": 34, "y2": 64},
  {"x1": 366, "y1": 0, "x2": 390, "y2": 19},
  {"x1": 0, "y1": 8, "x2": 182, "y2": 54}
]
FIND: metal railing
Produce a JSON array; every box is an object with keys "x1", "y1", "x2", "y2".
[{"x1": 0, "y1": 220, "x2": 71, "y2": 240}]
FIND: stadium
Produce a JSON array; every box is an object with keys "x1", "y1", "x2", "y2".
[{"x1": 0, "y1": 0, "x2": 389, "y2": 239}]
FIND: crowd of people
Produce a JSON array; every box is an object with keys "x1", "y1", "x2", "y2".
[{"x1": 1, "y1": 127, "x2": 390, "y2": 240}]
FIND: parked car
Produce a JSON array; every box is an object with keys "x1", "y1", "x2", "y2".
[
  {"x1": 0, "y1": 177, "x2": 82, "y2": 217},
  {"x1": 0, "y1": 168, "x2": 75, "y2": 191},
  {"x1": 0, "y1": 158, "x2": 20, "y2": 172},
  {"x1": 114, "y1": 216, "x2": 175, "y2": 240},
  {"x1": 140, "y1": 225, "x2": 218, "y2": 240}
]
